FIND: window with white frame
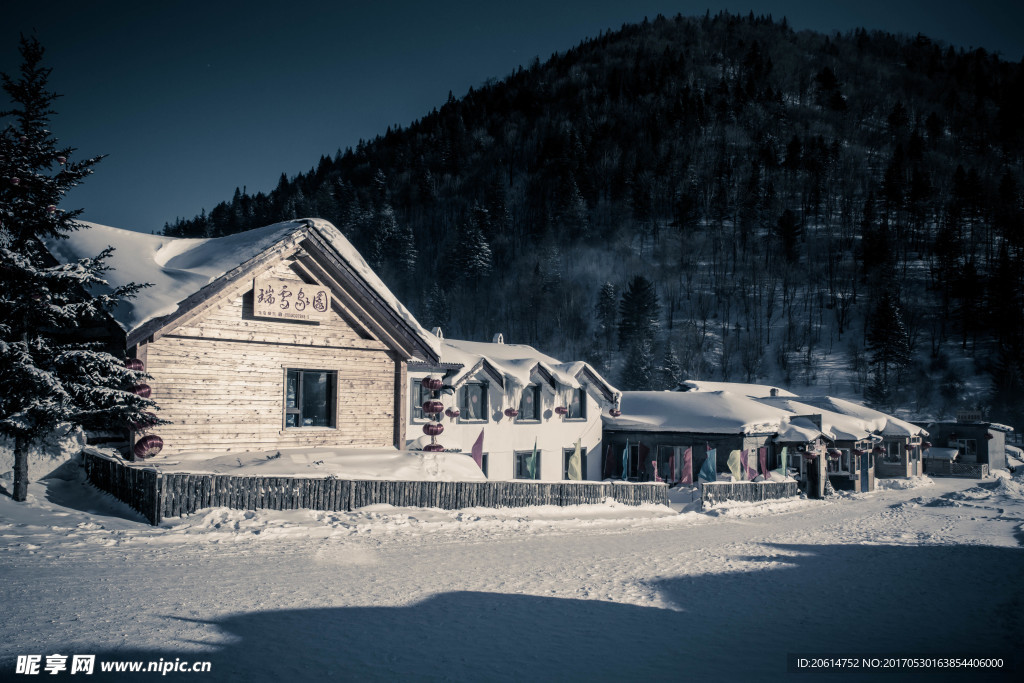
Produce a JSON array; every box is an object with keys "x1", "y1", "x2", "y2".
[
  {"x1": 518, "y1": 384, "x2": 541, "y2": 421},
  {"x1": 954, "y1": 438, "x2": 977, "y2": 460},
  {"x1": 410, "y1": 380, "x2": 432, "y2": 421},
  {"x1": 514, "y1": 450, "x2": 540, "y2": 479},
  {"x1": 284, "y1": 369, "x2": 337, "y2": 428},
  {"x1": 566, "y1": 387, "x2": 586, "y2": 419},
  {"x1": 563, "y1": 446, "x2": 588, "y2": 480},
  {"x1": 459, "y1": 382, "x2": 488, "y2": 421}
]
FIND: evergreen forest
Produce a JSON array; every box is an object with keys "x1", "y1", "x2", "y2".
[{"x1": 161, "y1": 12, "x2": 1024, "y2": 426}]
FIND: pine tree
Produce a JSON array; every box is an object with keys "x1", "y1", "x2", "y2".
[
  {"x1": 865, "y1": 286, "x2": 912, "y2": 409},
  {"x1": 658, "y1": 341, "x2": 683, "y2": 390},
  {"x1": 621, "y1": 338, "x2": 656, "y2": 391},
  {"x1": 1, "y1": 37, "x2": 158, "y2": 501},
  {"x1": 618, "y1": 275, "x2": 660, "y2": 352}
]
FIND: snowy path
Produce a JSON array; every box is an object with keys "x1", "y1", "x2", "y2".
[{"x1": 2, "y1": 474, "x2": 1023, "y2": 681}]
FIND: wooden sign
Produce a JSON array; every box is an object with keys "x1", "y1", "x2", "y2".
[{"x1": 253, "y1": 277, "x2": 331, "y2": 322}]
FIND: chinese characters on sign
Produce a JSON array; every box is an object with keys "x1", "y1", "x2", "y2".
[{"x1": 253, "y1": 277, "x2": 331, "y2": 322}]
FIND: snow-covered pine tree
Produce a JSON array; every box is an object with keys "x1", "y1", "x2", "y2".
[
  {"x1": 1, "y1": 36, "x2": 159, "y2": 502},
  {"x1": 617, "y1": 275, "x2": 660, "y2": 352},
  {"x1": 865, "y1": 286, "x2": 912, "y2": 410},
  {"x1": 658, "y1": 340, "x2": 683, "y2": 390},
  {"x1": 620, "y1": 338, "x2": 656, "y2": 391}
]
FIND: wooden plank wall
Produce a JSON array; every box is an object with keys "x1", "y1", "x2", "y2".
[
  {"x1": 145, "y1": 260, "x2": 399, "y2": 455},
  {"x1": 700, "y1": 481, "x2": 800, "y2": 509},
  {"x1": 83, "y1": 452, "x2": 670, "y2": 525}
]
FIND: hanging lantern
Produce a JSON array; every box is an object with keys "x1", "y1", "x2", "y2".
[
  {"x1": 554, "y1": 406, "x2": 568, "y2": 415},
  {"x1": 422, "y1": 399, "x2": 443, "y2": 415},
  {"x1": 56, "y1": 156, "x2": 67, "y2": 165},
  {"x1": 133, "y1": 434, "x2": 163, "y2": 459},
  {"x1": 423, "y1": 423, "x2": 444, "y2": 437},
  {"x1": 853, "y1": 449, "x2": 865, "y2": 456},
  {"x1": 921, "y1": 441, "x2": 932, "y2": 449},
  {"x1": 609, "y1": 408, "x2": 622, "y2": 417},
  {"x1": 420, "y1": 377, "x2": 442, "y2": 391},
  {"x1": 504, "y1": 408, "x2": 519, "y2": 418},
  {"x1": 132, "y1": 384, "x2": 152, "y2": 398},
  {"x1": 9, "y1": 177, "x2": 19, "y2": 185},
  {"x1": 424, "y1": 443, "x2": 445, "y2": 452},
  {"x1": 828, "y1": 449, "x2": 842, "y2": 458},
  {"x1": 126, "y1": 358, "x2": 145, "y2": 372},
  {"x1": 986, "y1": 433, "x2": 994, "y2": 440},
  {"x1": 872, "y1": 445, "x2": 884, "y2": 454},
  {"x1": 444, "y1": 407, "x2": 460, "y2": 421}
]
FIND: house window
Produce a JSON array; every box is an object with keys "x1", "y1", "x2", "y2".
[
  {"x1": 827, "y1": 448, "x2": 851, "y2": 474},
  {"x1": 480, "y1": 452, "x2": 489, "y2": 478},
  {"x1": 563, "y1": 447, "x2": 588, "y2": 480},
  {"x1": 459, "y1": 382, "x2": 488, "y2": 421},
  {"x1": 518, "y1": 384, "x2": 541, "y2": 421},
  {"x1": 954, "y1": 439, "x2": 977, "y2": 461},
  {"x1": 882, "y1": 442, "x2": 901, "y2": 463},
  {"x1": 514, "y1": 450, "x2": 540, "y2": 479},
  {"x1": 566, "y1": 387, "x2": 586, "y2": 419},
  {"x1": 411, "y1": 379, "x2": 432, "y2": 421},
  {"x1": 284, "y1": 369, "x2": 336, "y2": 428}
]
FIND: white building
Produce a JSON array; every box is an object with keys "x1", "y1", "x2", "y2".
[{"x1": 407, "y1": 332, "x2": 619, "y2": 481}]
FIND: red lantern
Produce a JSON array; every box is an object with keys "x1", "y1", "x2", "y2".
[
  {"x1": 57, "y1": 156, "x2": 67, "y2": 165},
  {"x1": 132, "y1": 384, "x2": 152, "y2": 398},
  {"x1": 423, "y1": 443, "x2": 444, "y2": 452},
  {"x1": 986, "y1": 433, "x2": 994, "y2": 440},
  {"x1": 422, "y1": 400, "x2": 443, "y2": 415},
  {"x1": 828, "y1": 449, "x2": 842, "y2": 458},
  {"x1": 423, "y1": 423, "x2": 444, "y2": 436},
  {"x1": 921, "y1": 441, "x2": 932, "y2": 449},
  {"x1": 554, "y1": 406, "x2": 568, "y2": 415},
  {"x1": 126, "y1": 358, "x2": 145, "y2": 372},
  {"x1": 872, "y1": 446, "x2": 884, "y2": 455},
  {"x1": 609, "y1": 409, "x2": 622, "y2": 417},
  {"x1": 444, "y1": 407, "x2": 460, "y2": 420},
  {"x1": 420, "y1": 377, "x2": 442, "y2": 391},
  {"x1": 133, "y1": 434, "x2": 163, "y2": 459},
  {"x1": 504, "y1": 408, "x2": 519, "y2": 418}
]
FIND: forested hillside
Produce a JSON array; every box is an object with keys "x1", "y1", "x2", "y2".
[{"x1": 163, "y1": 12, "x2": 1024, "y2": 426}]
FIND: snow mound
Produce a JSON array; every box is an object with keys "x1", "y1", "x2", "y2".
[{"x1": 876, "y1": 476, "x2": 936, "y2": 491}]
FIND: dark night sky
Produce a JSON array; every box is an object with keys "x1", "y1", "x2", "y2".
[{"x1": 4, "y1": 0, "x2": 1022, "y2": 232}]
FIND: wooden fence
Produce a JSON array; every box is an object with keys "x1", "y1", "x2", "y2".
[
  {"x1": 700, "y1": 480, "x2": 800, "y2": 509},
  {"x1": 923, "y1": 460, "x2": 990, "y2": 479},
  {"x1": 82, "y1": 450, "x2": 668, "y2": 525}
]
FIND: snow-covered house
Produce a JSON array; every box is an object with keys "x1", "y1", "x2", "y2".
[
  {"x1": 916, "y1": 415, "x2": 1011, "y2": 473},
  {"x1": 407, "y1": 333, "x2": 619, "y2": 481},
  {"x1": 44, "y1": 219, "x2": 441, "y2": 458},
  {"x1": 603, "y1": 391, "x2": 799, "y2": 482}
]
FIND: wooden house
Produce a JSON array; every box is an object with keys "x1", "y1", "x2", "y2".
[
  {"x1": 44, "y1": 219, "x2": 441, "y2": 459},
  {"x1": 918, "y1": 414, "x2": 1011, "y2": 475},
  {"x1": 408, "y1": 333, "x2": 620, "y2": 481}
]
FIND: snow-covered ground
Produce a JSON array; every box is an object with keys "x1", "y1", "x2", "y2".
[{"x1": 2, "y1": 465, "x2": 1023, "y2": 681}]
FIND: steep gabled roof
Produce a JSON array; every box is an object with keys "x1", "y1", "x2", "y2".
[
  {"x1": 415, "y1": 337, "x2": 620, "y2": 404},
  {"x1": 43, "y1": 218, "x2": 441, "y2": 362}
]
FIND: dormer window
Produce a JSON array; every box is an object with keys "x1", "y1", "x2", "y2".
[
  {"x1": 459, "y1": 382, "x2": 488, "y2": 421},
  {"x1": 518, "y1": 384, "x2": 541, "y2": 421},
  {"x1": 567, "y1": 387, "x2": 586, "y2": 419}
]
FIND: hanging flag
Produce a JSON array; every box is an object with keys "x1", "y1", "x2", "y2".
[
  {"x1": 772, "y1": 446, "x2": 788, "y2": 479},
  {"x1": 568, "y1": 438, "x2": 582, "y2": 481},
  {"x1": 728, "y1": 449, "x2": 742, "y2": 481},
  {"x1": 680, "y1": 447, "x2": 693, "y2": 485},
  {"x1": 527, "y1": 437, "x2": 538, "y2": 479},
  {"x1": 622, "y1": 439, "x2": 630, "y2": 480},
  {"x1": 759, "y1": 446, "x2": 770, "y2": 480},
  {"x1": 638, "y1": 442, "x2": 650, "y2": 481},
  {"x1": 699, "y1": 447, "x2": 717, "y2": 482},
  {"x1": 739, "y1": 449, "x2": 749, "y2": 479},
  {"x1": 471, "y1": 429, "x2": 485, "y2": 471},
  {"x1": 744, "y1": 449, "x2": 758, "y2": 480}
]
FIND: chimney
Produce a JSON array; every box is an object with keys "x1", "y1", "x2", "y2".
[
  {"x1": 492, "y1": 333, "x2": 504, "y2": 344},
  {"x1": 431, "y1": 327, "x2": 443, "y2": 340}
]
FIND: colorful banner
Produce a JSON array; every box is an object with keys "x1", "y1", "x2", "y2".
[
  {"x1": 728, "y1": 449, "x2": 742, "y2": 481},
  {"x1": 699, "y1": 447, "x2": 717, "y2": 482},
  {"x1": 680, "y1": 447, "x2": 693, "y2": 485},
  {"x1": 568, "y1": 439, "x2": 582, "y2": 481},
  {"x1": 471, "y1": 429, "x2": 485, "y2": 471}
]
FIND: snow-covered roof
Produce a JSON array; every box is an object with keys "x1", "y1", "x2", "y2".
[
  {"x1": 681, "y1": 380, "x2": 797, "y2": 398},
  {"x1": 43, "y1": 218, "x2": 440, "y2": 359},
  {"x1": 756, "y1": 396, "x2": 873, "y2": 442},
  {"x1": 796, "y1": 396, "x2": 927, "y2": 438},
  {"x1": 604, "y1": 391, "x2": 795, "y2": 435},
  {"x1": 429, "y1": 338, "x2": 619, "y2": 403}
]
